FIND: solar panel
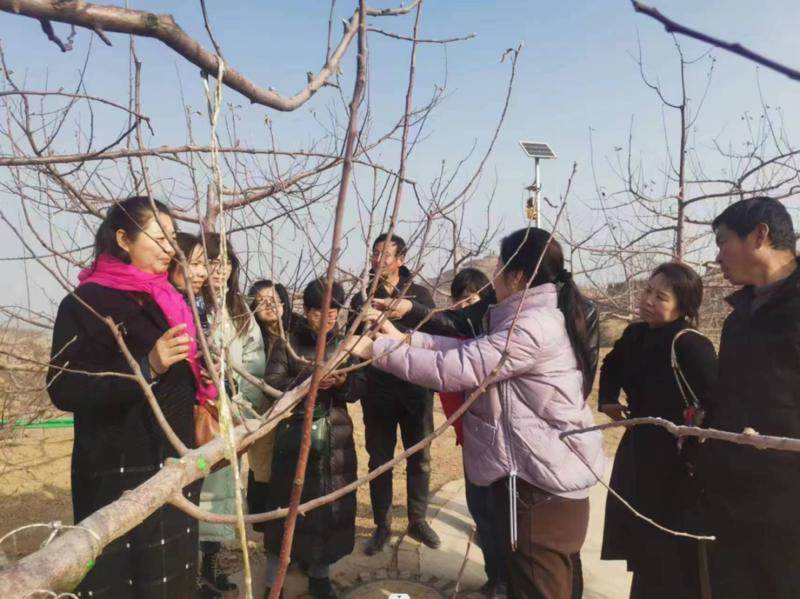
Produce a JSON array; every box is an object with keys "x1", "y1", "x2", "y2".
[{"x1": 519, "y1": 141, "x2": 556, "y2": 159}]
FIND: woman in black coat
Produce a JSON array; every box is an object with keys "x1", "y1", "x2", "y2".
[
  {"x1": 599, "y1": 262, "x2": 718, "y2": 599},
  {"x1": 260, "y1": 279, "x2": 364, "y2": 599},
  {"x1": 47, "y1": 197, "x2": 203, "y2": 599}
]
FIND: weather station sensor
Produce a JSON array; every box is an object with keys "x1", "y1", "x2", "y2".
[{"x1": 519, "y1": 141, "x2": 556, "y2": 225}]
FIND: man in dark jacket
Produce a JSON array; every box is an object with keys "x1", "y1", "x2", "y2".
[
  {"x1": 351, "y1": 233, "x2": 441, "y2": 554},
  {"x1": 701, "y1": 196, "x2": 800, "y2": 598}
]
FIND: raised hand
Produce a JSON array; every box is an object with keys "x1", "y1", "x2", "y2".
[
  {"x1": 342, "y1": 334, "x2": 375, "y2": 360},
  {"x1": 378, "y1": 318, "x2": 406, "y2": 342},
  {"x1": 371, "y1": 297, "x2": 412, "y2": 320}
]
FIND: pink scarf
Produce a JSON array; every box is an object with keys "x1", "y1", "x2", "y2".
[{"x1": 78, "y1": 253, "x2": 217, "y2": 404}]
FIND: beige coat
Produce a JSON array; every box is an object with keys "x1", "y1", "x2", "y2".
[{"x1": 247, "y1": 333, "x2": 283, "y2": 483}]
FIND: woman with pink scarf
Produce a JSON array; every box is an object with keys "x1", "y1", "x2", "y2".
[{"x1": 48, "y1": 196, "x2": 211, "y2": 599}]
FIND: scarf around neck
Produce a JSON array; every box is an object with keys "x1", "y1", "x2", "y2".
[{"x1": 78, "y1": 253, "x2": 217, "y2": 404}]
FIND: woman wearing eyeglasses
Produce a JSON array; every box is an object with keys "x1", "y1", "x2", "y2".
[
  {"x1": 196, "y1": 232, "x2": 267, "y2": 598},
  {"x1": 245, "y1": 279, "x2": 293, "y2": 551}
]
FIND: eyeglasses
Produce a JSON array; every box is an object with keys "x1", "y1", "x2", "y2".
[
  {"x1": 207, "y1": 259, "x2": 232, "y2": 273},
  {"x1": 245, "y1": 295, "x2": 282, "y2": 307}
]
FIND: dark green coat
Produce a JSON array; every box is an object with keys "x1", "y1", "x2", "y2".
[{"x1": 261, "y1": 318, "x2": 365, "y2": 565}]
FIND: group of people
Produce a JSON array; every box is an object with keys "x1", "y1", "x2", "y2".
[
  {"x1": 597, "y1": 196, "x2": 800, "y2": 599},
  {"x1": 47, "y1": 194, "x2": 800, "y2": 599}
]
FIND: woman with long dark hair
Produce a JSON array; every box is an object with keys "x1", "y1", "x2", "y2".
[
  {"x1": 350, "y1": 227, "x2": 604, "y2": 599},
  {"x1": 245, "y1": 279, "x2": 292, "y2": 545},
  {"x1": 196, "y1": 232, "x2": 266, "y2": 597},
  {"x1": 599, "y1": 262, "x2": 717, "y2": 598},
  {"x1": 250, "y1": 279, "x2": 292, "y2": 342},
  {"x1": 48, "y1": 197, "x2": 209, "y2": 598}
]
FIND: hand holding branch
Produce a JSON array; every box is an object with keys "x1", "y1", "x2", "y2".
[
  {"x1": 371, "y1": 297, "x2": 412, "y2": 320},
  {"x1": 342, "y1": 334, "x2": 375, "y2": 360}
]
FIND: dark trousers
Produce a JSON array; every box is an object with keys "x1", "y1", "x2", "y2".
[
  {"x1": 362, "y1": 392, "x2": 433, "y2": 524},
  {"x1": 708, "y1": 515, "x2": 800, "y2": 599},
  {"x1": 492, "y1": 478, "x2": 589, "y2": 599},
  {"x1": 570, "y1": 553, "x2": 583, "y2": 599},
  {"x1": 246, "y1": 470, "x2": 270, "y2": 534},
  {"x1": 465, "y1": 475, "x2": 505, "y2": 584}
]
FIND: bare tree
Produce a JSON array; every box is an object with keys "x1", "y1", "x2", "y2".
[
  {"x1": 560, "y1": 37, "x2": 800, "y2": 327},
  {"x1": 0, "y1": 1, "x2": 519, "y2": 596}
]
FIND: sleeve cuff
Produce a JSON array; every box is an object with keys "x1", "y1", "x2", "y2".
[
  {"x1": 405, "y1": 300, "x2": 430, "y2": 326},
  {"x1": 373, "y1": 337, "x2": 406, "y2": 367},
  {"x1": 138, "y1": 356, "x2": 155, "y2": 383}
]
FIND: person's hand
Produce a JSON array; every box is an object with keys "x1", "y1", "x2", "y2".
[
  {"x1": 149, "y1": 324, "x2": 191, "y2": 376},
  {"x1": 330, "y1": 372, "x2": 347, "y2": 387},
  {"x1": 378, "y1": 318, "x2": 406, "y2": 342},
  {"x1": 362, "y1": 306, "x2": 384, "y2": 325},
  {"x1": 600, "y1": 403, "x2": 629, "y2": 422},
  {"x1": 371, "y1": 298, "x2": 412, "y2": 320},
  {"x1": 319, "y1": 372, "x2": 347, "y2": 390},
  {"x1": 343, "y1": 335, "x2": 374, "y2": 360}
]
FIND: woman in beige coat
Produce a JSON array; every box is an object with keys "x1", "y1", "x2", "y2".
[{"x1": 245, "y1": 280, "x2": 292, "y2": 530}]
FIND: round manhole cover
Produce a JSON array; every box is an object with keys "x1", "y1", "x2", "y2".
[{"x1": 344, "y1": 578, "x2": 445, "y2": 599}]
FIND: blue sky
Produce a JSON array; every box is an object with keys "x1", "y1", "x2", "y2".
[{"x1": 2, "y1": 1, "x2": 800, "y2": 309}]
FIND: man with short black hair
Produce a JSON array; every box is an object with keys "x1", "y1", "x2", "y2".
[
  {"x1": 702, "y1": 196, "x2": 800, "y2": 598},
  {"x1": 351, "y1": 233, "x2": 441, "y2": 555}
]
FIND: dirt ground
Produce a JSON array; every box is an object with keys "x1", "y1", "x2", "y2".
[{"x1": 0, "y1": 363, "x2": 621, "y2": 573}]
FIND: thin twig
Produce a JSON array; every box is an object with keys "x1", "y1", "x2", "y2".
[
  {"x1": 632, "y1": 1, "x2": 800, "y2": 82},
  {"x1": 560, "y1": 416, "x2": 800, "y2": 453},
  {"x1": 450, "y1": 527, "x2": 475, "y2": 598},
  {"x1": 368, "y1": 27, "x2": 475, "y2": 44}
]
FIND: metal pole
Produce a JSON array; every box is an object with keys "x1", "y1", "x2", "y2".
[{"x1": 535, "y1": 157, "x2": 541, "y2": 227}]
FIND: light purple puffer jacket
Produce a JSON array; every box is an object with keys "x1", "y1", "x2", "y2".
[{"x1": 373, "y1": 284, "x2": 604, "y2": 499}]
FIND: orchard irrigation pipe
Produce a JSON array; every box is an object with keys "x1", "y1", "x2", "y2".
[{"x1": 1, "y1": 417, "x2": 74, "y2": 429}]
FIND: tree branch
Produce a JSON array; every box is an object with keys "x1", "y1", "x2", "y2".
[
  {"x1": 632, "y1": 1, "x2": 800, "y2": 82},
  {"x1": 0, "y1": 0, "x2": 420, "y2": 111},
  {"x1": 561, "y1": 416, "x2": 800, "y2": 453},
  {"x1": 367, "y1": 27, "x2": 475, "y2": 44}
]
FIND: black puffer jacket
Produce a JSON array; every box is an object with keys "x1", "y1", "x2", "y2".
[
  {"x1": 350, "y1": 266, "x2": 436, "y2": 409},
  {"x1": 700, "y1": 263, "x2": 800, "y2": 526},
  {"x1": 262, "y1": 317, "x2": 365, "y2": 565}
]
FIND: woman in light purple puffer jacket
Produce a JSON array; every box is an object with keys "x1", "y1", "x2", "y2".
[{"x1": 352, "y1": 228, "x2": 604, "y2": 599}]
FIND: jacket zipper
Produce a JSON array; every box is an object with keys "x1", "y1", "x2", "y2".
[{"x1": 500, "y1": 379, "x2": 519, "y2": 550}]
